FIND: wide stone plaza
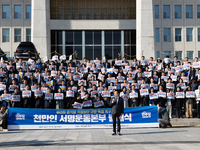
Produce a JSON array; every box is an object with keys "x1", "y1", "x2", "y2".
[{"x1": 0, "y1": 127, "x2": 200, "y2": 150}]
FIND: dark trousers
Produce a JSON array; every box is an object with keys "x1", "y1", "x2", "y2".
[
  {"x1": 197, "y1": 103, "x2": 200, "y2": 118},
  {"x1": 112, "y1": 114, "x2": 120, "y2": 133},
  {"x1": 158, "y1": 118, "x2": 169, "y2": 127},
  {"x1": 0, "y1": 119, "x2": 7, "y2": 129},
  {"x1": 176, "y1": 107, "x2": 182, "y2": 118}
]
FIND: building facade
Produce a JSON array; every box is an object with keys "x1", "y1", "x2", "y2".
[{"x1": 0, "y1": 0, "x2": 200, "y2": 60}]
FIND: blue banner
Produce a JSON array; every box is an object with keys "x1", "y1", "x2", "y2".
[{"x1": 8, "y1": 106, "x2": 158, "y2": 130}]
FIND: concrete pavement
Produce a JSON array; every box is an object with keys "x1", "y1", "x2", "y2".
[{"x1": 0, "y1": 127, "x2": 200, "y2": 150}]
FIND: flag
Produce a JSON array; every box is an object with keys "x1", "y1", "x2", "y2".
[
  {"x1": 60, "y1": 55, "x2": 66, "y2": 60},
  {"x1": 43, "y1": 56, "x2": 48, "y2": 63},
  {"x1": 69, "y1": 55, "x2": 72, "y2": 60},
  {"x1": 103, "y1": 56, "x2": 106, "y2": 62},
  {"x1": 7, "y1": 57, "x2": 14, "y2": 62},
  {"x1": 19, "y1": 72, "x2": 23, "y2": 78}
]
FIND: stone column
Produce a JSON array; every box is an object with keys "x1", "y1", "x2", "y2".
[
  {"x1": 136, "y1": 0, "x2": 155, "y2": 60},
  {"x1": 31, "y1": 0, "x2": 51, "y2": 58}
]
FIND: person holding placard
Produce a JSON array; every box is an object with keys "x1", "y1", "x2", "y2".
[
  {"x1": 120, "y1": 87, "x2": 129, "y2": 108},
  {"x1": 0, "y1": 89, "x2": 10, "y2": 109},
  {"x1": 101, "y1": 86, "x2": 111, "y2": 107},
  {"x1": 55, "y1": 88, "x2": 64, "y2": 109},
  {"x1": 22, "y1": 85, "x2": 33, "y2": 108},
  {"x1": 175, "y1": 87, "x2": 183, "y2": 118},
  {"x1": 149, "y1": 87, "x2": 155, "y2": 106},
  {"x1": 195, "y1": 85, "x2": 200, "y2": 118},
  {"x1": 35, "y1": 87, "x2": 44, "y2": 108},
  {"x1": 44, "y1": 88, "x2": 54, "y2": 109},
  {"x1": 70, "y1": 93, "x2": 83, "y2": 109},
  {"x1": 82, "y1": 92, "x2": 93, "y2": 109},
  {"x1": 129, "y1": 85, "x2": 138, "y2": 107},
  {"x1": 65, "y1": 86, "x2": 75, "y2": 109},
  {"x1": 93, "y1": 94, "x2": 105, "y2": 108},
  {"x1": 11, "y1": 88, "x2": 21, "y2": 108},
  {"x1": 157, "y1": 85, "x2": 166, "y2": 107},
  {"x1": 140, "y1": 89, "x2": 149, "y2": 106},
  {"x1": 184, "y1": 86, "x2": 194, "y2": 118}
]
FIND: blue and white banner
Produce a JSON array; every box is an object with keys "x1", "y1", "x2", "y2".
[{"x1": 8, "y1": 106, "x2": 159, "y2": 130}]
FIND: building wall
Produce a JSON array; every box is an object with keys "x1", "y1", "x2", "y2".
[
  {"x1": 0, "y1": 0, "x2": 31, "y2": 57},
  {"x1": 50, "y1": 20, "x2": 136, "y2": 30},
  {"x1": 3, "y1": 0, "x2": 200, "y2": 60},
  {"x1": 153, "y1": 0, "x2": 200, "y2": 60}
]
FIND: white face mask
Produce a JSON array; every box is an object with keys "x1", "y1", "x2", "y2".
[{"x1": 60, "y1": 76, "x2": 63, "y2": 79}]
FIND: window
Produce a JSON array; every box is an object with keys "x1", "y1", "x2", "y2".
[
  {"x1": 155, "y1": 28, "x2": 159, "y2": 42},
  {"x1": 198, "y1": 51, "x2": 200, "y2": 58},
  {"x1": 198, "y1": 28, "x2": 200, "y2": 42},
  {"x1": 85, "y1": 31, "x2": 102, "y2": 60},
  {"x1": 14, "y1": 29, "x2": 21, "y2": 42},
  {"x1": 175, "y1": 28, "x2": 182, "y2": 42},
  {"x1": 163, "y1": 5, "x2": 170, "y2": 19},
  {"x1": 26, "y1": 29, "x2": 31, "y2": 42},
  {"x1": 164, "y1": 51, "x2": 171, "y2": 58},
  {"x1": 186, "y1": 28, "x2": 193, "y2": 42},
  {"x1": 197, "y1": 5, "x2": 200, "y2": 18},
  {"x1": 2, "y1": 5, "x2": 10, "y2": 19},
  {"x1": 186, "y1": 5, "x2": 193, "y2": 19},
  {"x1": 105, "y1": 31, "x2": 122, "y2": 59},
  {"x1": 174, "y1": 5, "x2": 181, "y2": 19},
  {"x1": 187, "y1": 51, "x2": 193, "y2": 59},
  {"x1": 175, "y1": 51, "x2": 182, "y2": 60},
  {"x1": 164, "y1": 28, "x2": 171, "y2": 42},
  {"x1": 155, "y1": 51, "x2": 160, "y2": 59},
  {"x1": 85, "y1": 31, "x2": 101, "y2": 44},
  {"x1": 51, "y1": 30, "x2": 136, "y2": 60},
  {"x1": 2, "y1": 29, "x2": 10, "y2": 42},
  {"x1": 124, "y1": 30, "x2": 136, "y2": 60},
  {"x1": 26, "y1": 5, "x2": 31, "y2": 19},
  {"x1": 155, "y1": 5, "x2": 159, "y2": 19},
  {"x1": 14, "y1": 5, "x2": 21, "y2": 19}
]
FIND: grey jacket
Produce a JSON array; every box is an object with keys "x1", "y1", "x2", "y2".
[
  {"x1": 159, "y1": 108, "x2": 170, "y2": 122},
  {"x1": 109, "y1": 97, "x2": 124, "y2": 116},
  {"x1": 0, "y1": 110, "x2": 8, "y2": 125}
]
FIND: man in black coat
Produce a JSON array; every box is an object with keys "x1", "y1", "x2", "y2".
[
  {"x1": 103, "y1": 59, "x2": 111, "y2": 69},
  {"x1": 3, "y1": 74, "x2": 12, "y2": 88},
  {"x1": 109, "y1": 90, "x2": 124, "y2": 135}
]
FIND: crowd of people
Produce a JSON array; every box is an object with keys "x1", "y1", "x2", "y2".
[{"x1": 0, "y1": 55, "x2": 200, "y2": 119}]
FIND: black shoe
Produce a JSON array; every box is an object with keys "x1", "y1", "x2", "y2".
[
  {"x1": 168, "y1": 123, "x2": 172, "y2": 128},
  {"x1": 112, "y1": 132, "x2": 116, "y2": 135},
  {"x1": 117, "y1": 132, "x2": 121, "y2": 136},
  {"x1": 161, "y1": 125, "x2": 167, "y2": 128}
]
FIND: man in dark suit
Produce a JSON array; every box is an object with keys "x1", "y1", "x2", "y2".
[
  {"x1": 103, "y1": 59, "x2": 111, "y2": 69},
  {"x1": 109, "y1": 90, "x2": 124, "y2": 135},
  {"x1": 112, "y1": 58, "x2": 118, "y2": 67},
  {"x1": 3, "y1": 74, "x2": 12, "y2": 88},
  {"x1": 122, "y1": 57, "x2": 128, "y2": 63}
]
